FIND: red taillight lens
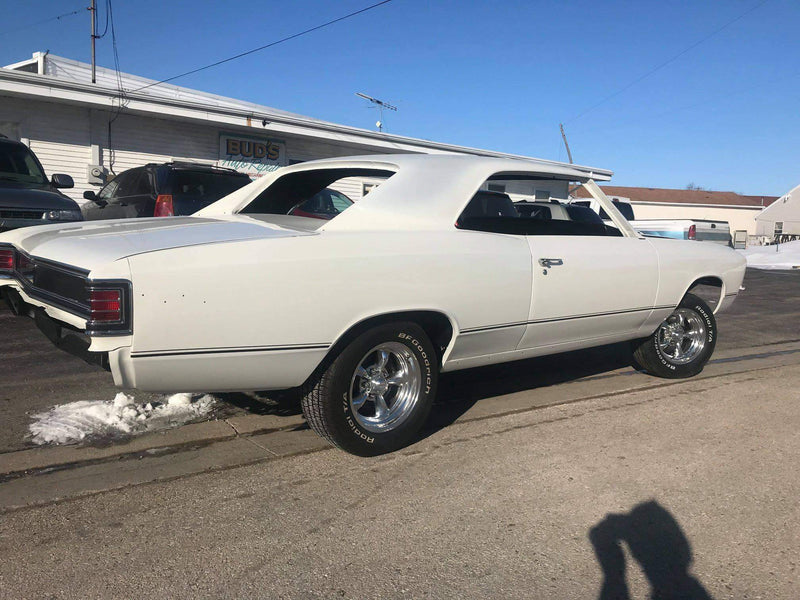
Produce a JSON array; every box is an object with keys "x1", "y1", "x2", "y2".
[
  {"x1": 154, "y1": 194, "x2": 174, "y2": 217},
  {"x1": 90, "y1": 289, "x2": 122, "y2": 322},
  {"x1": 688, "y1": 224, "x2": 696, "y2": 240},
  {"x1": 0, "y1": 249, "x2": 13, "y2": 271}
]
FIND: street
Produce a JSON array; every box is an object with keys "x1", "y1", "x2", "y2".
[{"x1": 1, "y1": 359, "x2": 798, "y2": 598}]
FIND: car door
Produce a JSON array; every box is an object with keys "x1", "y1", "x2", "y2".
[
  {"x1": 82, "y1": 176, "x2": 122, "y2": 220},
  {"x1": 518, "y1": 234, "x2": 659, "y2": 350}
]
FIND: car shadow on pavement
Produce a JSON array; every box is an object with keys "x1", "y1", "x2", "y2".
[
  {"x1": 214, "y1": 391, "x2": 304, "y2": 417},
  {"x1": 420, "y1": 341, "x2": 636, "y2": 437},
  {"x1": 214, "y1": 342, "x2": 639, "y2": 434},
  {"x1": 589, "y1": 500, "x2": 713, "y2": 600}
]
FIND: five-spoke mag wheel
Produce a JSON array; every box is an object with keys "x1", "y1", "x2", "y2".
[{"x1": 301, "y1": 322, "x2": 437, "y2": 456}]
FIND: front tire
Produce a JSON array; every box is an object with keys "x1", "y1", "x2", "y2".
[
  {"x1": 301, "y1": 322, "x2": 438, "y2": 456},
  {"x1": 632, "y1": 293, "x2": 717, "y2": 379}
]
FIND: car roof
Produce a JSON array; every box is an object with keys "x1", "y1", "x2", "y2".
[{"x1": 197, "y1": 153, "x2": 614, "y2": 232}]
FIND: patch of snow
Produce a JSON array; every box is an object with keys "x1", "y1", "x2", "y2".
[
  {"x1": 28, "y1": 392, "x2": 216, "y2": 446},
  {"x1": 737, "y1": 241, "x2": 800, "y2": 270}
]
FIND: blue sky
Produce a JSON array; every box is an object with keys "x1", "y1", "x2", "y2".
[{"x1": 2, "y1": 0, "x2": 797, "y2": 195}]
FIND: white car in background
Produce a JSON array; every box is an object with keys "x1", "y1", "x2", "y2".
[{"x1": 0, "y1": 154, "x2": 746, "y2": 455}]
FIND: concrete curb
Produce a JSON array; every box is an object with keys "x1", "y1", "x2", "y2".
[{"x1": 0, "y1": 413, "x2": 305, "y2": 478}]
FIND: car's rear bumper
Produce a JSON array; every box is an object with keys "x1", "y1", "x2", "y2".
[{"x1": 1, "y1": 287, "x2": 110, "y2": 370}]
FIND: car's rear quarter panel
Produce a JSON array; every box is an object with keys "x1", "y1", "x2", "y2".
[{"x1": 124, "y1": 230, "x2": 532, "y2": 392}]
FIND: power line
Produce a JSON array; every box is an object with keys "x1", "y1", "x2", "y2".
[
  {"x1": 132, "y1": 0, "x2": 395, "y2": 93},
  {"x1": 565, "y1": 0, "x2": 770, "y2": 124},
  {"x1": 0, "y1": 6, "x2": 83, "y2": 37}
]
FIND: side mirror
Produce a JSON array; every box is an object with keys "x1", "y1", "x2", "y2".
[
  {"x1": 51, "y1": 174, "x2": 74, "y2": 189},
  {"x1": 83, "y1": 190, "x2": 97, "y2": 201}
]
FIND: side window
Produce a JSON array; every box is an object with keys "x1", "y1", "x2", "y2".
[
  {"x1": 131, "y1": 170, "x2": 153, "y2": 195},
  {"x1": 457, "y1": 190, "x2": 616, "y2": 237},
  {"x1": 116, "y1": 170, "x2": 143, "y2": 197},
  {"x1": 96, "y1": 177, "x2": 121, "y2": 200},
  {"x1": 329, "y1": 190, "x2": 353, "y2": 212}
]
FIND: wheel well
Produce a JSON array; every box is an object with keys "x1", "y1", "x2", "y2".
[
  {"x1": 327, "y1": 311, "x2": 454, "y2": 367},
  {"x1": 686, "y1": 276, "x2": 724, "y2": 311}
]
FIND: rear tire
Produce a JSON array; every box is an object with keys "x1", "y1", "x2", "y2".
[
  {"x1": 632, "y1": 293, "x2": 716, "y2": 379},
  {"x1": 301, "y1": 322, "x2": 437, "y2": 456}
]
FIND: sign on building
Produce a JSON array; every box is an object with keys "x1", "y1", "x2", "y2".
[{"x1": 218, "y1": 133, "x2": 287, "y2": 178}]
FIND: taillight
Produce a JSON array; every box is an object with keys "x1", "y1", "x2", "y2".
[
  {"x1": 0, "y1": 248, "x2": 13, "y2": 271},
  {"x1": 89, "y1": 289, "x2": 122, "y2": 323},
  {"x1": 154, "y1": 194, "x2": 174, "y2": 217},
  {"x1": 688, "y1": 224, "x2": 696, "y2": 240}
]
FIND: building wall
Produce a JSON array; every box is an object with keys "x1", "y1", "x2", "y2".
[
  {"x1": 755, "y1": 191, "x2": 800, "y2": 237},
  {"x1": 0, "y1": 95, "x2": 94, "y2": 200},
  {"x1": 630, "y1": 203, "x2": 762, "y2": 235},
  {"x1": 0, "y1": 95, "x2": 405, "y2": 205}
]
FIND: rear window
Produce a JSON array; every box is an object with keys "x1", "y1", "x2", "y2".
[
  {"x1": 168, "y1": 170, "x2": 251, "y2": 203},
  {"x1": 241, "y1": 168, "x2": 394, "y2": 219}
]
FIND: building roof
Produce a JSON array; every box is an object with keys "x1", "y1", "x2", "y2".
[
  {"x1": 572, "y1": 185, "x2": 778, "y2": 208},
  {"x1": 1, "y1": 52, "x2": 612, "y2": 179}
]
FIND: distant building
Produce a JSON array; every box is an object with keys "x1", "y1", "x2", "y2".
[
  {"x1": 755, "y1": 183, "x2": 800, "y2": 242},
  {"x1": 572, "y1": 186, "x2": 777, "y2": 235}
]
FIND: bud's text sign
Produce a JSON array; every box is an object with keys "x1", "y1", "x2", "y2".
[{"x1": 218, "y1": 133, "x2": 286, "y2": 178}]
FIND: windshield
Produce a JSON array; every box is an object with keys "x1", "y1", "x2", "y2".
[{"x1": 0, "y1": 143, "x2": 48, "y2": 185}]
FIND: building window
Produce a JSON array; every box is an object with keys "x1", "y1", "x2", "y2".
[
  {"x1": 487, "y1": 183, "x2": 506, "y2": 193},
  {"x1": 775, "y1": 221, "x2": 784, "y2": 236}
]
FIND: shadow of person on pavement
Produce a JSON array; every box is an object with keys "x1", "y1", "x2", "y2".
[{"x1": 589, "y1": 500, "x2": 713, "y2": 600}]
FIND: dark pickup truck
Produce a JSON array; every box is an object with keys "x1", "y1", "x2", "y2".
[{"x1": 0, "y1": 136, "x2": 82, "y2": 232}]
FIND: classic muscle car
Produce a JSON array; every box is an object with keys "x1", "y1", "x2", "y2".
[{"x1": 0, "y1": 154, "x2": 746, "y2": 455}]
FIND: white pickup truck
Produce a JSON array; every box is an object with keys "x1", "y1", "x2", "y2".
[{"x1": 571, "y1": 198, "x2": 732, "y2": 246}]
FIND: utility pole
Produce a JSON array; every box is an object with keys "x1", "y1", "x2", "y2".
[
  {"x1": 559, "y1": 123, "x2": 573, "y2": 164},
  {"x1": 89, "y1": 0, "x2": 96, "y2": 83}
]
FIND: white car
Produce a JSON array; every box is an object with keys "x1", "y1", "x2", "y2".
[{"x1": 0, "y1": 154, "x2": 746, "y2": 455}]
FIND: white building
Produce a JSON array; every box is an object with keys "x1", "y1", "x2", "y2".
[
  {"x1": 0, "y1": 52, "x2": 574, "y2": 204},
  {"x1": 755, "y1": 183, "x2": 800, "y2": 242}
]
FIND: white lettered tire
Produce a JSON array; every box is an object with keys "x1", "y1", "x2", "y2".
[
  {"x1": 301, "y1": 322, "x2": 437, "y2": 456},
  {"x1": 632, "y1": 293, "x2": 717, "y2": 379}
]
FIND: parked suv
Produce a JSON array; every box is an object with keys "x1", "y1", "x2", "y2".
[
  {"x1": 81, "y1": 162, "x2": 252, "y2": 220},
  {"x1": 0, "y1": 135, "x2": 81, "y2": 232}
]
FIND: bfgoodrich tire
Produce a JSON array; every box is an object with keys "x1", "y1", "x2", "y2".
[
  {"x1": 301, "y1": 322, "x2": 437, "y2": 456},
  {"x1": 632, "y1": 293, "x2": 717, "y2": 379}
]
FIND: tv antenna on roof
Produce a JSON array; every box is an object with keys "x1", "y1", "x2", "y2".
[{"x1": 356, "y1": 92, "x2": 397, "y2": 132}]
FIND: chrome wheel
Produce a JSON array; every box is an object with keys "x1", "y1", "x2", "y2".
[
  {"x1": 349, "y1": 342, "x2": 422, "y2": 433},
  {"x1": 656, "y1": 308, "x2": 707, "y2": 365}
]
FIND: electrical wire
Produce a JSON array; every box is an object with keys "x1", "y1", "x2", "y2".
[
  {"x1": 106, "y1": 0, "x2": 126, "y2": 175},
  {"x1": 131, "y1": 0, "x2": 395, "y2": 93},
  {"x1": 95, "y1": 0, "x2": 110, "y2": 40},
  {"x1": 565, "y1": 0, "x2": 771, "y2": 125},
  {"x1": 0, "y1": 6, "x2": 83, "y2": 37}
]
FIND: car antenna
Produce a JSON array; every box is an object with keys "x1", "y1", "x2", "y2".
[
  {"x1": 356, "y1": 92, "x2": 397, "y2": 132},
  {"x1": 559, "y1": 123, "x2": 574, "y2": 164}
]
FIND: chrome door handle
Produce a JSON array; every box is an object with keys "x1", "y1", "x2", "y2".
[{"x1": 538, "y1": 258, "x2": 564, "y2": 268}]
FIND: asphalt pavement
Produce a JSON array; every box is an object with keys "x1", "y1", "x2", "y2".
[{"x1": 0, "y1": 360, "x2": 798, "y2": 599}]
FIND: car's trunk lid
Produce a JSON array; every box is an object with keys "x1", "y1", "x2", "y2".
[{"x1": 2, "y1": 215, "x2": 316, "y2": 272}]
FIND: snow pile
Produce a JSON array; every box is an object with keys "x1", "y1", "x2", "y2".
[
  {"x1": 28, "y1": 392, "x2": 216, "y2": 445},
  {"x1": 738, "y1": 241, "x2": 800, "y2": 270}
]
